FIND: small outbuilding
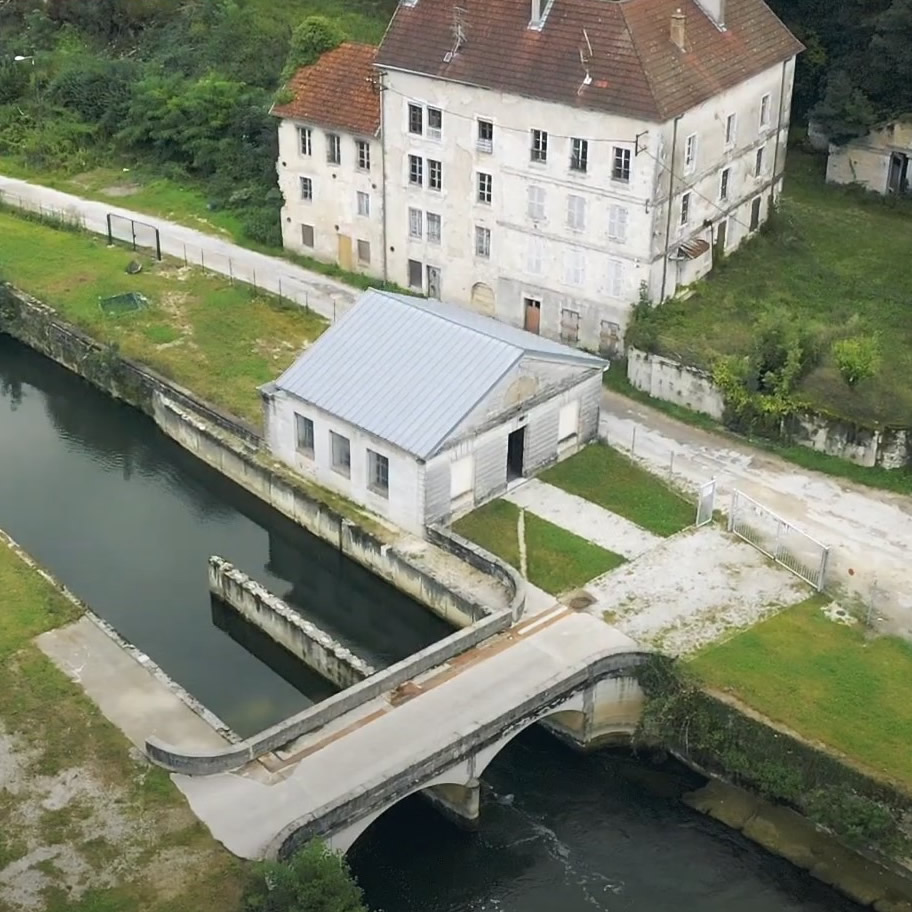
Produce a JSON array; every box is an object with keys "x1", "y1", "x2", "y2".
[
  {"x1": 826, "y1": 118, "x2": 912, "y2": 195},
  {"x1": 261, "y1": 290, "x2": 607, "y2": 535}
]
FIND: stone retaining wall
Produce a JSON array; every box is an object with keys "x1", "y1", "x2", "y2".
[
  {"x1": 209, "y1": 557, "x2": 376, "y2": 689},
  {"x1": 627, "y1": 347, "x2": 911, "y2": 468}
]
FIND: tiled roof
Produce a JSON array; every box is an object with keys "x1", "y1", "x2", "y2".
[
  {"x1": 271, "y1": 289, "x2": 605, "y2": 459},
  {"x1": 272, "y1": 43, "x2": 381, "y2": 136},
  {"x1": 376, "y1": 0, "x2": 803, "y2": 122}
]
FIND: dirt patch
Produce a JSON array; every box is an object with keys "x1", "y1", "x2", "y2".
[
  {"x1": 253, "y1": 336, "x2": 305, "y2": 363},
  {"x1": 101, "y1": 183, "x2": 142, "y2": 198},
  {"x1": 157, "y1": 291, "x2": 194, "y2": 337}
]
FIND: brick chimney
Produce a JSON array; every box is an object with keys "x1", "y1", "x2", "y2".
[
  {"x1": 696, "y1": 0, "x2": 726, "y2": 29},
  {"x1": 670, "y1": 8, "x2": 686, "y2": 51}
]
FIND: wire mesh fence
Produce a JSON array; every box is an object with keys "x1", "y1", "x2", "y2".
[{"x1": 0, "y1": 188, "x2": 86, "y2": 229}]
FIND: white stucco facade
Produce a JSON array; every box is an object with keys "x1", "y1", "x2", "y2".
[{"x1": 826, "y1": 120, "x2": 912, "y2": 196}]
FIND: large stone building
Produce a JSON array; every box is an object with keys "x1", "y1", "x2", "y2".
[
  {"x1": 274, "y1": 0, "x2": 802, "y2": 350},
  {"x1": 260, "y1": 289, "x2": 605, "y2": 535}
]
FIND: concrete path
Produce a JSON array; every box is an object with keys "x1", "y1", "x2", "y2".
[
  {"x1": 37, "y1": 616, "x2": 230, "y2": 755},
  {"x1": 173, "y1": 608, "x2": 636, "y2": 859},
  {"x1": 0, "y1": 176, "x2": 356, "y2": 323},
  {"x1": 599, "y1": 389, "x2": 912, "y2": 638},
  {"x1": 504, "y1": 478, "x2": 660, "y2": 559}
]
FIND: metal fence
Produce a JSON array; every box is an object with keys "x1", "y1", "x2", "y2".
[
  {"x1": 695, "y1": 479, "x2": 716, "y2": 526},
  {"x1": 107, "y1": 212, "x2": 161, "y2": 259},
  {"x1": 728, "y1": 489, "x2": 830, "y2": 590},
  {"x1": 0, "y1": 188, "x2": 86, "y2": 229}
]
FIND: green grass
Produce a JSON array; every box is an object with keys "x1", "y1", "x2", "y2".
[
  {"x1": 690, "y1": 594, "x2": 912, "y2": 791},
  {"x1": 0, "y1": 209, "x2": 326, "y2": 424},
  {"x1": 644, "y1": 150, "x2": 912, "y2": 426},
  {"x1": 0, "y1": 537, "x2": 246, "y2": 910},
  {"x1": 452, "y1": 500, "x2": 625, "y2": 595},
  {"x1": 540, "y1": 443, "x2": 694, "y2": 537}
]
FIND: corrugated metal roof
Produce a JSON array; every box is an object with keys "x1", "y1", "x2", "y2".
[{"x1": 272, "y1": 289, "x2": 605, "y2": 459}]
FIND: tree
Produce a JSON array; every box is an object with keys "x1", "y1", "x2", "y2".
[
  {"x1": 243, "y1": 840, "x2": 368, "y2": 912},
  {"x1": 282, "y1": 16, "x2": 346, "y2": 81},
  {"x1": 833, "y1": 335, "x2": 880, "y2": 388},
  {"x1": 870, "y1": 0, "x2": 912, "y2": 113},
  {"x1": 811, "y1": 70, "x2": 877, "y2": 145}
]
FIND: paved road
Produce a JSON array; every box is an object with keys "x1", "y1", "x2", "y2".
[
  {"x1": 599, "y1": 389, "x2": 912, "y2": 638},
  {"x1": 0, "y1": 175, "x2": 356, "y2": 322}
]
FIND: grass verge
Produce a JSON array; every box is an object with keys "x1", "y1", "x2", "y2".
[
  {"x1": 0, "y1": 209, "x2": 326, "y2": 424},
  {"x1": 540, "y1": 443, "x2": 693, "y2": 537},
  {"x1": 452, "y1": 500, "x2": 625, "y2": 595},
  {"x1": 0, "y1": 535, "x2": 245, "y2": 911},
  {"x1": 689, "y1": 594, "x2": 912, "y2": 790}
]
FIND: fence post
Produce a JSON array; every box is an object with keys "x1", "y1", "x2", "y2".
[
  {"x1": 131, "y1": 219, "x2": 137, "y2": 252},
  {"x1": 727, "y1": 492, "x2": 736, "y2": 532},
  {"x1": 278, "y1": 278, "x2": 282, "y2": 303},
  {"x1": 183, "y1": 243, "x2": 188, "y2": 265},
  {"x1": 228, "y1": 258, "x2": 233, "y2": 285},
  {"x1": 668, "y1": 451, "x2": 674, "y2": 481},
  {"x1": 631, "y1": 426, "x2": 637, "y2": 456},
  {"x1": 201, "y1": 249, "x2": 205, "y2": 269},
  {"x1": 154, "y1": 228, "x2": 162, "y2": 261},
  {"x1": 106, "y1": 213, "x2": 114, "y2": 246}
]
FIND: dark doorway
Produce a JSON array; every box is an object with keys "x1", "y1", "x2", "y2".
[
  {"x1": 507, "y1": 427, "x2": 525, "y2": 480},
  {"x1": 523, "y1": 297, "x2": 541, "y2": 334},
  {"x1": 714, "y1": 219, "x2": 727, "y2": 259},
  {"x1": 888, "y1": 153, "x2": 909, "y2": 194}
]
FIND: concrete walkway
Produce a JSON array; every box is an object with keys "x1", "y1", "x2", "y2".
[
  {"x1": 0, "y1": 175, "x2": 356, "y2": 323},
  {"x1": 504, "y1": 478, "x2": 660, "y2": 559},
  {"x1": 600, "y1": 389, "x2": 912, "y2": 639}
]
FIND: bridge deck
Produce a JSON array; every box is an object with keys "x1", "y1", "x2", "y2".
[{"x1": 173, "y1": 607, "x2": 637, "y2": 859}]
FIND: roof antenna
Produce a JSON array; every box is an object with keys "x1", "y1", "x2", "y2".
[
  {"x1": 444, "y1": 7, "x2": 468, "y2": 62},
  {"x1": 577, "y1": 27, "x2": 593, "y2": 95}
]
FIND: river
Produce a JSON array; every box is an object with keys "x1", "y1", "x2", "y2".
[{"x1": 0, "y1": 336, "x2": 858, "y2": 911}]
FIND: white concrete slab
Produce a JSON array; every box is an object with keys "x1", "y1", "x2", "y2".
[{"x1": 503, "y1": 478, "x2": 660, "y2": 559}]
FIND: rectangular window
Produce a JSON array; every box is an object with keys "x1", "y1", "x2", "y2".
[
  {"x1": 570, "y1": 137, "x2": 588, "y2": 172},
  {"x1": 680, "y1": 191, "x2": 691, "y2": 225},
  {"x1": 725, "y1": 113, "x2": 736, "y2": 146},
  {"x1": 750, "y1": 196, "x2": 761, "y2": 230},
  {"x1": 474, "y1": 225, "x2": 491, "y2": 258},
  {"x1": 298, "y1": 127, "x2": 312, "y2": 156},
  {"x1": 330, "y1": 431, "x2": 351, "y2": 477},
  {"x1": 755, "y1": 146, "x2": 765, "y2": 176},
  {"x1": 531, "y1": 128, "x2": 548, "y2": 163},
  {"x1": 684, "y1": 133, "x2": 697, "y2": 174},
  {"x1": 408, "y1": 207, "x2": 423, "y2": 239},
  {"x1": 560, "y1": 308, "x2": 580, "y2": 345},
  {"x1": 450, "y1": 454, "x2": 474, "y2": 500},
  {"x1": 607, "y1": 204, "x2": 628, "y2": 242},
  {"x1": 300, "y1": 176, "x2": 313, "y2": 201},
  {"x1": 327, "y1": 133, "x2": 341, "y2": 165},
  {"x1": 357, "y1": 239, "x2": 370, "y2": 264},
  {"x1": 295, "y1": 414, "x2": 314, "y2": 456},
  {"x1": 301, "y1": 224, "x2": 314, "y2": 248},
  {"x1": 426, "y1": 211, "x2": 441, "y2": 244},
  {"x1": 477, "y1": 172, "x2": 492, "y2": 204},
  {"x1": 759, "y1": 93, "x2": 771, "y2": 128},
  {"x1": 612, "y1": 146, "x2": 631, "y2": 182},
  {"x1": 357, "y1": 191, "x2": 370, "y2": 217},
  {"x1": 527, "y1": 185, "x2": 546, "y2": 221},
  {"x1": 558, "y1": 400, "x2": 580, "y2": 440},
  {"x1": 408, "y1": 154, "x2": 423, "y2": 186},
  {"x1": 408, "y1": 103, "x2": 423, "y2": 135},
  {"x1": 563, "y1": 248, "x2": 585, "y2": 286},
  {"x1": 428, "y1": 159, "x2": 442, "y2": 191},
  {"x1": 426, "y1": 265, "x2": 441, "y2": 298},
  {"x1": 427, "y1": 106, "x2": 442, "y2": 140},
  {"x1": 720, "y1": 167, "x2": 730, "y2": 201},
  {"x1": 356, "y1": 140, "x2": 371, "y2": 170},
  {"x1": 407, "y1": 258, "x2": 423, "y2": 289},
  {"x1": 567, "y1": 194, "x2": 586, "y2": 231},
  {"x1": 526, "y1": 236, "x2": 543, "y2": 274},
  {"x1": 606, "y1": 258, "x2": 625, "y2": 298},
  {"x1": 477, "y1": 118, "x2": 494, "y2": 153},
  {"x1": 367, "y1": 449, "x2": 389, "y2": 497}
]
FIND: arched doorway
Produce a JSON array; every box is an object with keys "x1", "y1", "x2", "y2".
[{"x1": 470, "y1": 282, "x2": 495, "y2": 316}]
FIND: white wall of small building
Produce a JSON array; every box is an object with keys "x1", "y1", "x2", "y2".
[
  {"x1": 826, "y1": 121, "x2": 912, "y2": 195},
  {"x1": 277, "y1": 118, "x2": 385, "y2": 278}
]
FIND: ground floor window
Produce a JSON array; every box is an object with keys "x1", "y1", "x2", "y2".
[
  {"x1": 330, "y1": 431, "x2": 351, "y2": 477},
  {"x1": 558, "y1": 400, "x2": 580, "y2": 443},
  {"x1": 368, "y1": 449, "x2": 389, "y2": 497},
  {"x1": 560, "y1": 308, "x2": 580, "y2": 345},
  {"x1": 357, "y1": 239, "x2": 371, "y2": 264},
  {"x1": 301, "y1": 224, "x2": 314, "y2": 248},
  {"x1": 295, "y1": 413, "x2": 314, "y2": 457},
  {"x1": 408, "y1": 259, "x2": 422, "y2": 290},
  {"x1": 750, "y1": 196, "x2": 761, "y2": 231}
]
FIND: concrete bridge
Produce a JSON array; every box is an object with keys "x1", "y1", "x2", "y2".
[{"x1": 165, "y1": 606, "x2": 650, "y2": 859}]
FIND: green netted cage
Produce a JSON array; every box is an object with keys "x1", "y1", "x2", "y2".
[{"x1": 99, "y1": 292, "x2": 149, "y2": 316}]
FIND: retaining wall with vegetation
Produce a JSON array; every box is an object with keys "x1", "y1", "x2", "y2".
[
  {"x1": 209, "y1": 556, "x2": 376, "y2": 690},
  {"x1": 626, "y1": 347, "x2": 911, "y2": 468}
]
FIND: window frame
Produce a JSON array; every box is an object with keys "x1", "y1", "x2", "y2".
[
  {"x1": 527, "y1": 184, "x2": 546, "y2": 221},
  {"x1": 408, "y1": 103, "x2": 423, "y2": 135},
  {"x1": 295, "y1": 414, "x2": 314, "y2": 457},
  {"x1": 567, "y1": 194, "x2": 586, "y2": 232},
  {"x1": 477, "y1": 172, "x2": 492, "y2": 205},
  {"x1": 357, "y1": 239, "x2": 371, "y2": 265},
  {"x1": 356, "y1": 139, "x2": 371, "y2": 171},
  {"x1": 326, "y1": 132, "x2": 341, "y2": 165},
  {"x1": 299, "y1": 126, "x2": 312, "y2": 156},
  {"x1": 477, "y1": 118, "x2": 494, "y2": 153},
  {"x1": 299, "y1": 176, "x2": 313, "y2": 201},
  {"x1": 570, "y1": 137, "x2": 588, "y2": 173},
  {"x1": 607, "y1": 204, "x2": 628, "y2": 243},
  {"x1": 428, "y1": 158, "x2": 443, "y2": 191},
  {"x1": 407, "y1": 258, "x2": 423, "y2": 289},
  {"x1": 408, "y1": 207, "x2": 423, "y2": 240},
  {"x1": 559, "y1": 308, "x2": 580, "y2": 345},
  {"x1": 724, "y1": 113, "x2": 737, "y2": 147},
  {"x1": 301, "y1": 224, "x2": 314, "y2": 248},
  {"x1": 684, "y1": 133, "x2": 697, "y2": 175},
  {"x1": 612, "y1": 146, "x2": 631, "y2": 182},
  {"x1": 720, "y1": 167, "x2": 730, "y2": 201},
  {"x1": 680, "y1": 191, "x2": 691, "y2": 226},
  {"x1": 426, "y1": 211, "x2": 442, "y2": 245},
  {"x1": 750, "y1": 196, "x2": 761, "y2": 231},
  {"x1": 329, "y1": 430, "x2": 351, "y2": 478},
  {"x1": 531, "y1": 128, "x2": 548, "y2": 163},
  {"x1": 755, "y1": 145, "x2": 765, "y2": 177},
  {"x1": 606, "y1": 257, "x2": 625, "y2": 299},
  {"x1": 474, "y1": 225, "x2": 491, "y2": 259},
  {"x1": 563, "y1": 247, "x2": 586, "y2": 286},
  {"x1": 408, "y1": 154, "x2": 423, "y2": 186},
  {"x1": 356, "y1": 191, "x2": 370, "y2": 217},
  {"x1": 367, "y1": 449, "x2": 389, "y2": 497},
  {"x1": 427, "y1": 106, "x2": 442, "y2": 140},
  {"x1": 759, "y1": 93, "x2": 771, "y2": 128}
]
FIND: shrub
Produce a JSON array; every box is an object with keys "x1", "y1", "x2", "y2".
[
  {"x1": 832, "y1": 334, "x2": 880, "y2": 388},
  {"x1": 240, "y1": 205, "x2": 282, "y2": 248},
  {"x1": 282, "y1": 16, "x2": 346, "y2": 81}
]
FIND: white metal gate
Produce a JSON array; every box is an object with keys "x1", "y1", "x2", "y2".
[
  {"x1": 695, "y1": 479, "x2": 716, "y2": 527},
  {"x1": 728, "y1": 490, "x2": 830, "y2": 591}
]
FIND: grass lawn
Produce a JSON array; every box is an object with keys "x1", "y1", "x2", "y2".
[
  {"x1": 0, "y1": 210, "x2": 325, "y2": 424},
  {"x1": 690, "y1": 594, "x2": 912, "y2": 791},
  {"x1": 540, "y1": 444, "x2": 694, "y2": 537},
  {"x1": 0, "y1": 536, "x2": 245, "y2": 911},
  {"x1": 644, "y1": 150, "x2": 912, "y2": 426},
  {"x1": 452, "y1": 500, "x2": 625, "y2": 595}
]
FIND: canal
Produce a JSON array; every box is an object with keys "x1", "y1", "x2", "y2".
[{"x1": 0, "y1": 336, "x2": 859, "y2": 911}]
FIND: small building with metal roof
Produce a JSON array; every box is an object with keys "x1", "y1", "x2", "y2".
[{"x1": 260, "y1": 289, "x2": 607, "y2": 534}]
